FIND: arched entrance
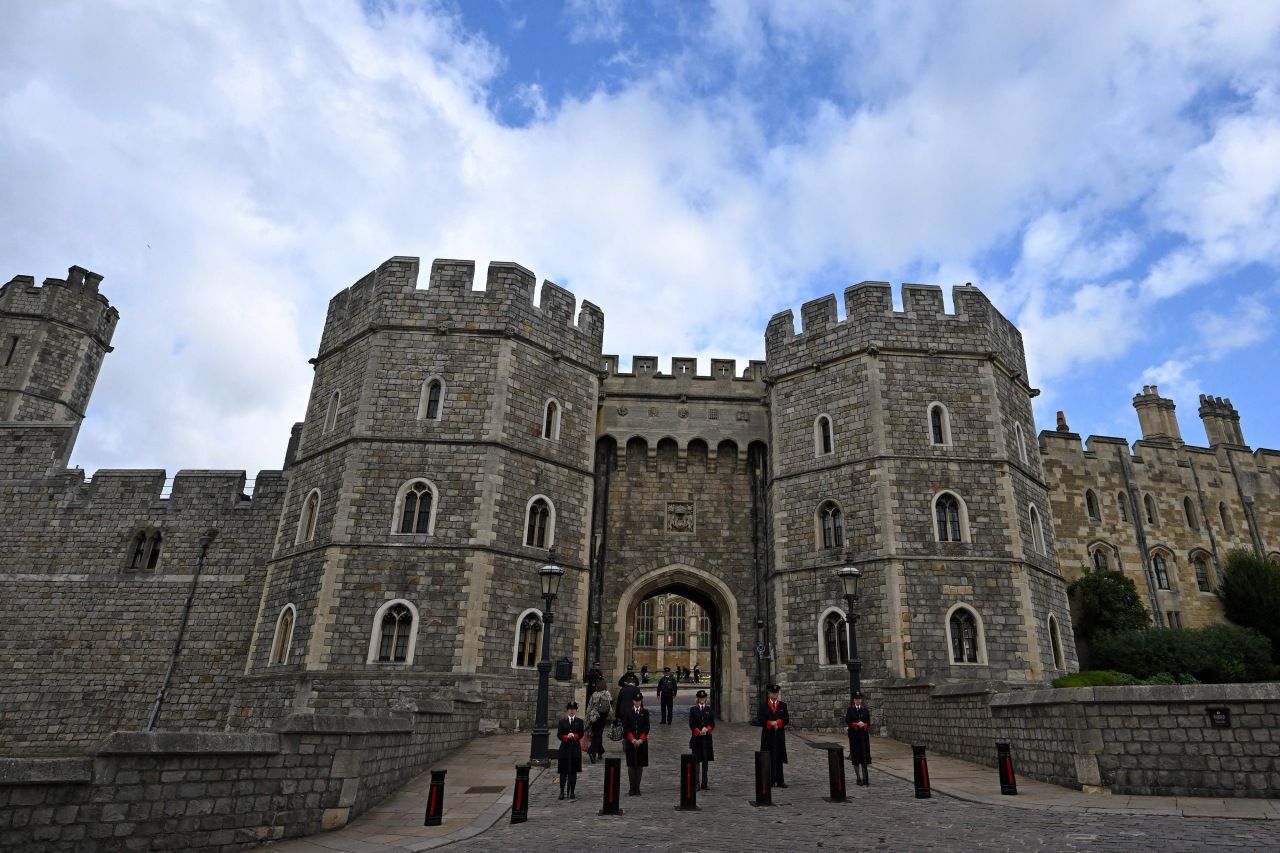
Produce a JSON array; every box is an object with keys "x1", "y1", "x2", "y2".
[{"x1": 613, "y1": 564, "x2": 749, "y2": 721}]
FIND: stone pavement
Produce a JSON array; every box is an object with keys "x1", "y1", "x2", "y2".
[{"x1": 263, "y1": 714, "x2": 1280, "y2": 852}]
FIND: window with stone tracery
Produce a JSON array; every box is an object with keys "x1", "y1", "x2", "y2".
[
  {"x1": 376, "y1": 603, "x2": 413, "y2": 663},
  {"x1": 818, "y1": 501, "x2": 844, "y2": 549},
  {"x1": 635, "y1": 600, "x2": 655, "y2": 647},
  {"x1": 515, "y1": 611, "x2": 542, "y2": 667},
  {"x1": 949, "y1": 607, "x2": 980, "y2": 664}
]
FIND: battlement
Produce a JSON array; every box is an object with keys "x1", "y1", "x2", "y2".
[
  {"x1": 78, "y1": 469, "x2": 287, "y2": 508},
  {"x1": 0, "y1": 265, "x2": 119, "y2": 345},
  {"x1": 601, "y1": 355, "x2": 767, "y2": 383},
  {"x1": 764, "y1": 281, "x2": 1024, "y2": 378},
  {"x1": 318, "y1": 256, "x2": 604, "y2": 367}
]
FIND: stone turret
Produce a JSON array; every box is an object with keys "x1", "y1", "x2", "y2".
[
  {"x1": 1132, "y1": 385, "x2": 1182, "y2": 444},
  {"x1": 1198, "y1": 394, "x2": 1246, "y2": 447}
]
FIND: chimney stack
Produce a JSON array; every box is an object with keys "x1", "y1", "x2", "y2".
[
  {"x1": 1198, "y1": 395, "x2": 1246, "y2": 447},
  {"x1": 1132, "y1": 385, "x2": 1183, "y2": 444}
]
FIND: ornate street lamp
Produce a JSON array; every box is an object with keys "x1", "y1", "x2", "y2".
[
  {"x1": 529, "y1": 555, "x2": 565, "y2": 764},
  {"x1": 835, "y1": 566, "x2": 862, "y2": 699}
]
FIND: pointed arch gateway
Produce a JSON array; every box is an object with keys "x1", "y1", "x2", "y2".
[{"x1": 613, "y1": 564, "x2": 749, "y2": 722}]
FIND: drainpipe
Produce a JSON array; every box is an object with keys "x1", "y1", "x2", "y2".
[
  {"x1": 1118, "y1": 448, "x2": 1163, "y2": 627},
  {"x1": 148, "y1": 530, "x2": 216, "y2": 730}
]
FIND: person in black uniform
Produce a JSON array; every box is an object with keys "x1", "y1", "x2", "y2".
[
  {"x1": 688, "y1": 689, "x2": 715, "y2": 790},
  {"x1": 755, "y1": 684, "x2": 790, "y2": 787},
  {"x1": 556, "y1": 701, "x2": 585, "y2": 800},
  {"x1": 618, "y1": 665, "x2": 637, "y2": 688},
  {"x1": 615, "y1": 674, "x2": 640, "y2": 718},
  {"x1": 656, "y1": 666, "x2": 678, "y2": 724},
  {"x1": 622, "y1": 692, "x2": 650, "y2": 795},
  {"x1": 584, "y1": 660, "x2": 603, "y2": 694},
  {"x1": 693, "y1": 662, "x2": 701, "y2": 684},
  {"x1": 845, "y1": 692, "x2": 872, "y2": 786}
]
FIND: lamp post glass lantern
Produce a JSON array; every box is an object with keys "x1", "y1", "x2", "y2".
[
  {"x1": 835, "y1": 567, "x2": 862, "y2": 698},
  {"x1": 530, "y1": 559, "x2": 564, "y2": 764}
]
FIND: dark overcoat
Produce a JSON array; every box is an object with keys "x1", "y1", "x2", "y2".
[
  {"x1": 688, "y1": 703, "x2": 715, "y2": 762},
  {"x1": 622, "y1": 706, "x2": 651, "y2": 768},
  {"x1": 556, "y1": 716, "x2": 585, "y2": 775},
  {"x1": 615, "y1": 682, "x2": 641, "y2": 716},
  {"x1": 756, "y1": 698, "x2": 789, "y2": 765},
  {"x1": 845, "y1": 703, "x2": 872, "y2": 765}
]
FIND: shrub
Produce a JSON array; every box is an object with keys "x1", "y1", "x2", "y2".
[
  {"x1": 1092, "y1": 623, "x2": 1272, "y2": 683},
  {"x1": 1067, "y1": 570, "x2": 1149, "y2": 646},
  {"x1": 1052, "y1": 670, "x2": 1122, "y2": 688},
  {"x1": 1221, "y1": 549, "x2": 1280, "y2": 661}
]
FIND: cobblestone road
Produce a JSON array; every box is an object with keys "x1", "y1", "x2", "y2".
[{"x1": 450, "y1": 713, "x2": 1280, "y2": 852}]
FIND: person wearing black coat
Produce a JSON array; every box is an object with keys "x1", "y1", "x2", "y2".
[
  {"x1": 618, "y1": 665, "x2": 637, "y2": 687},
  {"x1": 845, "y1": 692, "x2": 872, "y2": 786},
  {"x1": 656, "y1": 667, "x2": 678, "y2": 724},
  {"x1": 556, "y1": 702, "x2": 585, "y2": 800},
  {"x1": 688, "y1": 689, "x2": 715, "y2": 790},
  {"x1": 615, "y1": 678, "x2": 641, "y2": 718},
  {"x1": 755, "y1": 684, "x2": 790, "y2": 786},
  {"x1": 622, "y1": 693, "x2": 651, "y2": 795},
  {"x1": 584, "y1": 661, "x2": 603, "y2": 693}
]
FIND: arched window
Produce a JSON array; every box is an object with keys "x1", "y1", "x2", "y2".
[
  {"x1": 1153, "y1": 552, "x2": 1171, "y2": 590},
  {"x1": 1028, "y1": 505, "x2": 1046, "y2": 554},
  {"x1": 1193, "y1": 554, "x2": 1212, "y2": 593},
  {"x1": 543, "y1": 399, "x2": 561, "y2": 441},
  {"x1": 525, "y1": 496, "x2": 554, "y2": 549},
  {"x1": 928, "y1": 403, "x2": 951, "y2": 446},
  {"x1": 1013, "y1": 422, "x2": 1028, "y2": 464},
  {"x1": 1219, "y1": 502, "x2": 1234, "y2": 535},
  {"x1": 513, "y1": 609, "x2": 543, "y2": 668},
  {"x1": 324, "y1": 390, "x2": 340, "y2": 433},
  {"x1": 368, "y1": 600, "x2": 418, "y2": 664},
  {"x1": 394, "y1": 479, "x2": 438, "y2": 535},
  {"x1": 1184, "y1": 497, "x2": 1199, "y2": 531},
  {"x1": 296, "y1": 489, "x2": 320, "y2": 544},
  {"x1": 634, "y1": 600, "x2": 655, "y2": 647},
  {"x1": 818, "y1": 501, "x2": 844, "y2": 550},
  {"x1": 270, "y1": 605, "x2": 296, "y2": 665},
  {"x1": 819, "y1": 608, "x2": 849, "y2": 666},
  {"x1": 1085, "y1": 490, "x2": 1100, "y2": 522},
  {"x1": 127, "y1": 531, "x2": 148, "y2": 571},
  {"x1": 934, "y1": 492, "x2": 966, "y2": 543},
  {"x1": 668, "y1": 601, "x2": 687, "y2": 647},
  {"x1": 947, "y1": 605, "x2": 982, "y2": 664},
  {"x1": 815, "y1": 415, "x2": 834, "y2": 456},
  {"x1": 1117, "y1": 492, "x2": 1129, "y2": 522},
  {"x1": 1091, "y1": 546, "x2": 1110, "y2": 572},
  {"x1": 145, "y1": 531, "x2": 163, "y2": 570},
  {"x1": 1048, "y1": 614, "x2": 1065, "y2": 670},
  {"x1": 1144, "y1": 494, "x2": 1159, "y2": 527},
  {"x1": 418, "y1": 377, "x2": 444, "y2": 421}
]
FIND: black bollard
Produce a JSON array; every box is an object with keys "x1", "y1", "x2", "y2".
[
  {"x1": 824, "y1": 745, "x2": 847, "y2": 802},
  {"x1": 424, "y1": 768, "x2": 447, "y2": 826},
  {"x1": 510, "y1": 764, "x2": 530, "y2": 824},
  {"x1": 751, "y1": 750, "x2": 773, "y2": 807},
  {"x1": 599, "y1": 757, "x2": 623, "y2": 816},
  {"x1": 912, "y1": 745, "x2": 931, "y2": 799},
  {"x1": 996, "y1": 742, "x2": 1018, "y2": 795},
  {"x1": 677, "y1": 753, "x2": 700, "y2": 811}
]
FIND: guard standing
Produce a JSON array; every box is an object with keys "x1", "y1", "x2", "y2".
[
  {"x1": 618, "y1": 665, "x2": 637, "y2": 688},
  {"x1": 756, "y1": 684, "x2": 790, "y2": 787},
  {"x1": 556, "y1": 701, "x2": 585, "y2": 800},
  {"x1": 846, "y1": 692, "x2": 872, "y2": 786},
  {"x1": 622, "y1": 693, "x2": 650, "y2": 795},
  {"x1": 688, "y1": 689, "x2": 715, "y2": 790},
  {"x1": 656, "y1": 667, "x2": 678, "y2": 724}
]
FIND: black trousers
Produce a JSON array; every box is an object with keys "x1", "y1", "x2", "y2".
[
  {"x1": 589, "y1": 719, "x2": 607, "y2": 757},
  {"x1": 628, "y1": 765, "x2": 644, "y2": 793},
  {"x1": 660, "y1": 694, "x2": 674, "y2": 723}
]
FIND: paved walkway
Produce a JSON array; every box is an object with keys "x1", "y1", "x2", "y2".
[{"x1": 263, "y1": 718, "x2": 1280, "y2": 852}]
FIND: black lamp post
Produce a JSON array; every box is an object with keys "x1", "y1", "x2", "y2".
[
  {"x1": 529, "y1": 556, "x2": 565, "y2": 765},
  {"x1": 836, "y1": 566, "x2": 862, "y2": 698}
]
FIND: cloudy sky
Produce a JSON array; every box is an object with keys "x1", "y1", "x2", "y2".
[{"x1": 3, "y1": 0, "x2": 1279, "y2": 479}]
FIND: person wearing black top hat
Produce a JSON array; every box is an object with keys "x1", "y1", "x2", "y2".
[
  {"x1": 688, "y1": 689, "x2": 715, "y2": 790},
  {"x1": 615, "y1": 673, "x2": 641, "y2": 718},
  {"x1": 556, "y1": 701, "x2": 585, "y2": 800},
  {"x1": 755, "y1": 684, "x2": 790, "y2": 787},
  {"x1": 622, "y1": 692, "x2": 651, "y2": 795},
  {"x1": 656, "y1": 666, "x2": 678, "y2": 724},
  {"x1": 845, "y1": 691, "x2": 872, "y2": 786}
]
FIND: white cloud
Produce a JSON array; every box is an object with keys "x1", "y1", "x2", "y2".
[
  {"x1": 1195, "y1": 296, "x2": 1273, "y2": 360},
  {"x1": 564, "y1": 0, "x2": 626, "y2": 44}
]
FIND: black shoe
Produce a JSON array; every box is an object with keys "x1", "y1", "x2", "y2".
[
  {"x1": 558, "y1": 791, "x2": 565, "y2": 800},
  {"x1": 569, "y1": 792, "x2": 576, "y2": 800},
  {"x1": 776, "y1": 782, "x2": 787, "y2": 788},
  {"x1": 700, "y1": 784, "x2": 709, "y2": 791}
]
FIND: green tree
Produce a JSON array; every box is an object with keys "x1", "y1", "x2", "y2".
[
  {"x1": 1221, "y1": 548, "x2": 1280, "y2": 661},
  {"x1": 1067, "y1": 569, "x2": 1149, "y2": 647}
]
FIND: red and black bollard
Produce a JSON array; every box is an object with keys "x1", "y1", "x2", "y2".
[
  {"x1": 751, "y1": 750, "x2": 773, "y2": 807},
  {"x1": 510, "y1": 764, "x2": 530, "y2": 824},
  {"x1": 912, "y1": 745, "x2": 931, "y2": 799},
  {"x1": 599, "y1": 756, "x2": 623, "y2": 816},
  {"x1": 423, "y1": 768, "x2": 447, "y2": 825},
  {"x1": 678, "y1": 753, "x2": 700, "y2": 811},
  {"x1": 996, "y1": 742, "x2": 1018, "y2": 795},
  {"x1": 824, "y1": 745, "x2": 848, "y2": 802}
]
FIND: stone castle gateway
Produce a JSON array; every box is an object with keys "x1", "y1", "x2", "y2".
[{"x1": 1, "y1": 257, "x2": 1277, "y2": 748}]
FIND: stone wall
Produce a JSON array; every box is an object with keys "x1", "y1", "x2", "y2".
[
  {"x1": 878, "y1": 679, "x2": 1280, "y2": 798},
  {"x1": 0, "y1": 703, "x2": 479, "y2": 852}
]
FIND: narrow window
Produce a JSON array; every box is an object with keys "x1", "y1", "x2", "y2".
[
  {"x1": 399, "y1": 481, "x2": 433, "y2": 534},
  {"x1": 816, "y1": 415, "x2": 833, "y2": 456},
  {"x1": 377, "y1": 603, "x2": 414, "y2": 663},
  {"x1": 1144, "y1": 494, "x2": 1158, "y2": 526},
  {"x1": 420, "y1": 378, "x2": 443, "y2": 421},
  {"x1": 935, "y1": 493, "x2": 963, "y2": 542},
  {"x1": 543, "y1": 400, "x2": 560, "y2": 440},
  {"x1": 270, "y1": 606, "x2": 295, "y2": 665},
  {"x1": 1167, "y1": 610, "x2": 1182, "y2": 629},
  {"x1": 4, "y1": 335, "x2": 18, "y2": 367},
  {"x1": 819, "y1": 501, "x2": 844, "y2": 549},
  {"x1": 145, "y1": 531, "x2": 163, "y2": 570},
  {"x1": 298, "y1": 490, "x2": 320, "y2": 543},
  {"x1": 1194, "y1": 555, "x2": 1211, "y2": 593},
  {"x1": 515, "y1": 612, "x2": 542, "y2": 667},
  {"x1": 324, "y1": 390, "x2": 340, "y2": 433},
  {"x1": 950, "y1": 608, "x2": 979, "y2": 663},
  {"x1": 1117, "y1": 492, "x2": 1129, "y2": 522},
  {"x1": 1085, "y1": 490, "x2": 1100, "y2": 522},
  {"x1": 928, "y1": 404, "x2": 951, "y2": 446},
  {"x1": 822, "y1": 610, "x2": 849, "y2": 666},
  {"x1": 128, "y1": 532, "x2": 147, "y2": 571},
  {"x1": 1184, "y1": 498, "x2": 1199, "y2": 531},
  {"x1": 1029, "y1": 505, "x2": 1045, "y2": 554},
  {"x1": 1153, "y1": 553, "x2": 1170, "y2": 590},
  {"x1": 1092, "y1": 548, "x2": 1109, "y2": 571},
  {"x1": 1049, "y1": 615, "x2": 1065, "y2": 669},
  {"x1": 634, "y1": 600, "x2": 655, "y2": 646},
  {"x1": 525, "y1": 497, "x2": 551, "y2": 548},
  {"x1": 668, "y1": 601, "x2": 687, "y2": 647},
  {"x1": 698, "y1": 614, "x2": 710, "y2": 647},
  {"x1": 1013, "y1": 422, "x2": 1028, "y2": 464},
  {"x1": 1219, "y1": 502, "x2": 1234, "y2": 535}
]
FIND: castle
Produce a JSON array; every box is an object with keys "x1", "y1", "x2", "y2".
[{"x1": 1, "y1": 258, "x2": 1277, "y2": 750}]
